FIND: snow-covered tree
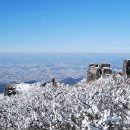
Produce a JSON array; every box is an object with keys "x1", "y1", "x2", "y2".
[{"x1": 0, "y1": 75, "x2": 130, "y2": 130}]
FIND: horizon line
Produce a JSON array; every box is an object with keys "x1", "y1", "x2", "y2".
[{"x1": 0, "y1": 52, "x2": 130, "y2": 54}]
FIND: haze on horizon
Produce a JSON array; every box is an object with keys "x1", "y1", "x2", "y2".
[{"x1": 0, "y1": 0, "x2": 130, "y2": 53}]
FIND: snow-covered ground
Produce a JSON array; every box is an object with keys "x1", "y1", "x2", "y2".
[
  {"x1": 0, "y1": 75, "x2": 130, "y2": 130},
  {"x1": 0, "y1": 64, "x2": 86, "y2": 84}
]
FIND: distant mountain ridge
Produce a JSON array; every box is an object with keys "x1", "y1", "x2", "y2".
[
  {"x1": 60, "y1": 77, "x2": 84, "y2": 85},
  {"x1": 0, "y1": 83, "x2": 5, "y2": 94},
  {"x1": 0, "y1": 77, "x2": 84, "y2": 93}
]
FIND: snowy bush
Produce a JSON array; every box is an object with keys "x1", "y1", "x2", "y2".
[{"x1": 0, "y1": 75, "x2": 130, "y2": 130}]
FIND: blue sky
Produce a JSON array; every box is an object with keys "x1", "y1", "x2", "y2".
[{"x1": 0, "y1": 0, "x2": 130, "y2": 53}]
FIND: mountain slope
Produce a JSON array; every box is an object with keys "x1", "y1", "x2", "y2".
[{"x1": 0, "y1": 75, "x2": 130, "y2": 130}]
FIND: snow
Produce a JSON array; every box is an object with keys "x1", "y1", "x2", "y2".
[
  {"x1": 16, "y1": 83, "x2": 34, "y2": 92},
  {"x1": 0, "y1": 64, "x2": 86, "y2": 84},
  {"x1": 0, "y1": 75, "x2": 130, "y2": 130}
]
